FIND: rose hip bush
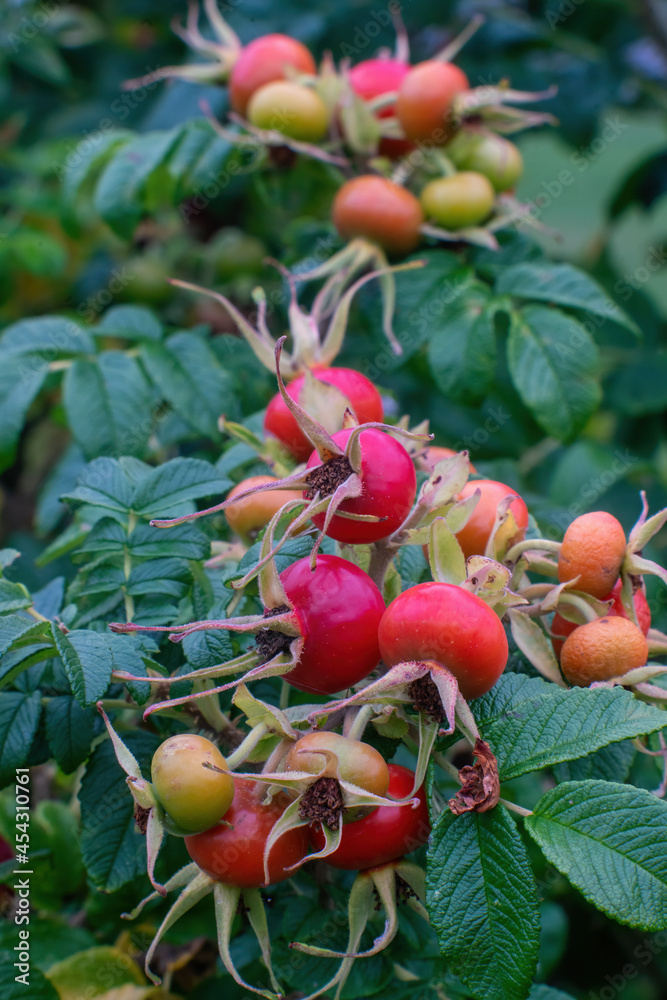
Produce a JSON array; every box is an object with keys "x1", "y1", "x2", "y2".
[{"x1": 1, "y1": 3, "x2": 667, "y2": 1000}]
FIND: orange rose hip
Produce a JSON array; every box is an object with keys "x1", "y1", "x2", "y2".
[
  {"x1": 560, "y1": 616, "x2": 648, "y2": 686},
  {"x1": 558, "y1": 511, "x2": 626, "y2": 599}
]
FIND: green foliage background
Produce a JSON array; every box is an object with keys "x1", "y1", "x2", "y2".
[{"x1": 1, "y1": 1, "x2": 666, "y2": 998}]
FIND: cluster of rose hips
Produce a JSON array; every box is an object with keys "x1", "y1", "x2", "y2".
[
  {"x1": 132, "y1": 6, "x2": 552, "y2": 256},
  {"x1": 104, "y1": 315, "x2": 667, "y2": 997},
  {"x1": 106, "y1": 13, "x2": 667, "y2": 997}
]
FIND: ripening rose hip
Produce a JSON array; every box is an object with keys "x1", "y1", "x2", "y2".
[
  {"x1": 551, "y1": 579, "x2": 651, "y2": 659},
  {"x1": 264, "y1": 366, "x2": 383, "y2": 462},
  {"x1": 311, "y1": 764, "x2": 430, "y2": 869},
  {"x1": 229, "y1": 34, "x2": 316, "y2": 115},
  {"x1": 560, "y1": 616, "x2": 648, "y2": 686},
  {"x1": 332, "y1": 176, "x2": 424, "y2": 255},
  {"x1": 185, "y1": 778, "x2": 309, "y2": 887},
  {"x1": 305, "y1": 428, "x2": 417, "y2": 544},
  {"x1": 379, "y1": 582, "x2": 509, "y2": 700},
  {"x1": 285, "y1": 731, "x2": 390, "y2": 799},
  {"x1": 456, "y1": 479, "x2": 529, "y2": 560},
  {"x1": 151, "y1": 734, "x2": 235, "y2": 834},
  {"x1": 274, "y1": 554, "x2": 385, "y2": 695},
  {"x1": 558, "y1": 511, "x2": 626, "y2": 599},
  {"x1": 396, "y1": 61, "x2": 469, "y2": 143}
]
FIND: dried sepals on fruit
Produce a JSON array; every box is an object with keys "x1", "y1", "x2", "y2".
[
  {"x1": 215, "y1": 731, "x2": 421, "y2": 881},
  {"x1": 124, "y1": 778, "x2": 310, "y2": 1000},
  {"x1": 110, "y1": 548, "x2": 386, "y2": 711}
]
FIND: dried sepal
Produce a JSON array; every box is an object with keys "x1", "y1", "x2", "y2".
[{"x1": 448, "y1": 739, "x2": 500, "y2": 815}]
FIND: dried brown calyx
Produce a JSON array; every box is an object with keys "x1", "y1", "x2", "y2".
[
  {"x1": 299, "y1": 777, "x2": 345, "y2": 829},
  {"x1": 255, "y1": 628, "x2": 294, "y2": 663},
  {"x1": 304, "y1": 454, "x2": 354, "y2": 499},
  {"x1": 408, "y1": 674, "x2": 446, "y2": 724},
  {"x1": 255, "y1": 604, "x2": 295, "y2": 663},
  {"x1": 134, "y1": 802, "x2": 151, "y2": 836}
]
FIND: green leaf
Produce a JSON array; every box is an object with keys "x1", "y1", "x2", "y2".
[
  {"x1": 78, "y1": 730, "x2": 161, "y2": 890},
  {"x1": 9, "y1": 228, "x2": 67, "y2": 277},
  {"x1": 60, "y1": 130, "x2": 132, "y2": 235},
  {"x1": 182, "y1": 625, "x2": 233, "y2": 671},
  {"x1": 0, "y1": 579, "x2": 32, "y2": 613},
  {"x1": 45, "y1": 697, "x2": 98, "y2": 773},
  {"x1": 0, "y1": 691, "x2": 42, "y2": 786},
  {"x1": 36, "y1": 522, "x2": 89, "y2": 567},
  {"x1": 426, "y1": 806, "x2": 540, "y2": 1000},
  {"x1": 0, "y1": 549, "x2": 20, "y2": 570},
  {"x1": 0, "y1": 615, "x2": 49, "y2": 658},
  {"x1": 496, "y1": 263, "x2": 639, "y2": 336},
  {"x1": 507, "y1": 306, "x2": 601, "y2": 440},
  {"x1": 96, "y1": 305, "x2": 163, "y2": 342},
  {"x1": 93, "y1": 128, "x2": 184, "y2": 239},
  {"x1": 472, "y1": 674, "x2": 666, "y2": 781},
  {"x1": 103, "y1": 633, "x2": 151, "y2": 704},
  {"x1": 0, "y1": 316, "x2": 94, "y2": 357},
  {"x1": 126, "y1": 557, "x2": 191, "y2": 598},
  {"x1": 0, "y1": 956, "x2": 59, "y2": 1000},
  {"x1": 0, "y1": 644, "x2": 54, "y2": 690},
  {"x1": 128, "y1": 521, "x2": 210, "y2": 560},
  {"x1": 427, "y1": 287, "x2": 498, "y2": 402},
  {"x1": 50, "y1": 626, "x2": 113, "y2": 706},
  {"x1": 141, "y1": 332, "x2": 235, "y2": 438},
  {"x1": 63, "y1": 352, "x2": 156, "y2": 459},
  {"x1": 130, "y1": 457, "x2": 231, "y2": 519},
  {"x1": 0, "y1": 357, "x2": 46, "y2": 463},
  {"x1": 525, "y1": 780, "x2": 667, "y2": 930},
  {"x1": 79, "y1": 517, "x2": 126, "y2": 555},
  {"x1": 169, "y1": 118, "x2": 232, "y2": 197},
  {"x1": 552, "y1": 740, "x2": 635, "y2": 783},
  {"x1": 60, "y1": 457, "x2": 137, "y2": 514}
]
